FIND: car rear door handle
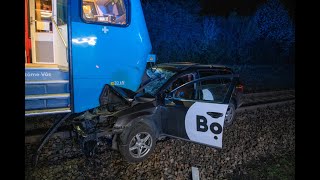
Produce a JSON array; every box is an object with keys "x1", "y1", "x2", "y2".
[{"x1": 207, "y1": 112, "x2": 223, "y2": 118}]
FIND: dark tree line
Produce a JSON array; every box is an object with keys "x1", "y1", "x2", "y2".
[
  {"x1": 141, "y1": 0, "x2": 295, "y2": 65},
  {"x1": 199, "y1": 0, "x2": 267, "y2": 16}
]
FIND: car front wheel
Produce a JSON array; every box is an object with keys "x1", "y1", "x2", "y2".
[{"x1": 119, "y1": 123, "x2": 156, "y2": 163}]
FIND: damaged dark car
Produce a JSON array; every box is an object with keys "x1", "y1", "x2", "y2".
[{"x1": 71, "y1": 62, "x2": 244, "y2": 162}]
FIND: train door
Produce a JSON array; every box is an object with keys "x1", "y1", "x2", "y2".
[
  {"x1": 28, "y1": 0, "x2": 54, "y2": 64},
  {"x1": 27, "y1": 0, "x2": 68, "y2": 67},
  {"x1": 25, "y1": 0, "x2": 70, "y2": 115}
]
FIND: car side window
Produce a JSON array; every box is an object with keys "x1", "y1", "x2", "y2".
[
  {"x1": 198, "y1": 78, "x2": 231, "y2": 103},
  {"x1": 167, "y1": 73, "x2": 197, "y2": 100},
  {"x1": 171, "y1": 82, "x2": 197, "y2": 100},
  {"x1": 198, "y1": 70, "x2": 222, "y2": 84},
  {"x1": 168, "y1": 73, "x2": 195, "y2": 91}
]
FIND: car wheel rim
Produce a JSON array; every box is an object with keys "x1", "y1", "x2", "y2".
[
  {"x1": 225, "y1": 105, "x2": 234, "y2": 124},
  {"x1": 129, "y1": 132, "x2": 152, "y2": 158}
]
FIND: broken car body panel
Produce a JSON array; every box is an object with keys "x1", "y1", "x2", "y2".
[{"x1": 72, "y1": 64, "x2": 241, "y2": 155}]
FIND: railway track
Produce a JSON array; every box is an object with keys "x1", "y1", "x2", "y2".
[
  {"x1": 25, "y1": 89, "x2": 295, "y2": 144},
  {"x1": 238, "y1": 89, "x2": 295, "y2": 111}
]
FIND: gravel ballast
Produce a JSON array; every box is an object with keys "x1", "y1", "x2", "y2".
[{"x1": 25, "y1": 101, "x2": 295, "y2": 179}]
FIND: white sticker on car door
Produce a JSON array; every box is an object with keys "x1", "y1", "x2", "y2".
[{"x1": 185, "y1": 102, "x2": 228, "y2": 148}]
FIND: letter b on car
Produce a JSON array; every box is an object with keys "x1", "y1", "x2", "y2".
[{"x1": 196, "y1": 115, "x2": 208, "y2": 132}]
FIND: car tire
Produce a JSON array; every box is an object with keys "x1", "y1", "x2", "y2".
[
  {"x1": 224, "y1": 101, "x2": 236, "y2": 127},
  {"x1": 119, "y1": 123, "x2": 156, "y2": 163}
]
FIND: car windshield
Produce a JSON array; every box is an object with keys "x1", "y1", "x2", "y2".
[{"x1": 143, "y1": 68, "x2": 177, "y2": 96}]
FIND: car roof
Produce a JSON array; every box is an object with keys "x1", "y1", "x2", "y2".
[{"x1": 155, "y1": 62, "x2": 232, "y2": 72}]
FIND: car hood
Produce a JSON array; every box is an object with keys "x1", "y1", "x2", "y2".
[
  {"x1": 99, "y1": 84, "x2": 156, "y2": 111},
  {"x1": 99, "y1": 84, "x2": 136, "y2": 106}
]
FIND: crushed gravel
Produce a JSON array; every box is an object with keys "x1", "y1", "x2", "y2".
[{"x1": 25, "y1": 101, "x2": 295, "y2": 180}]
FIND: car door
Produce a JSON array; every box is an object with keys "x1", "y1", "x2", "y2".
[{"x1": 162, "y1": 75, "x2": 236, "y2": 148}]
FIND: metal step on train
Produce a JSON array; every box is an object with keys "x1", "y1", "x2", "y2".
[{"x1": 25, "y1": 65, "x2": 71, "y2": 116}]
